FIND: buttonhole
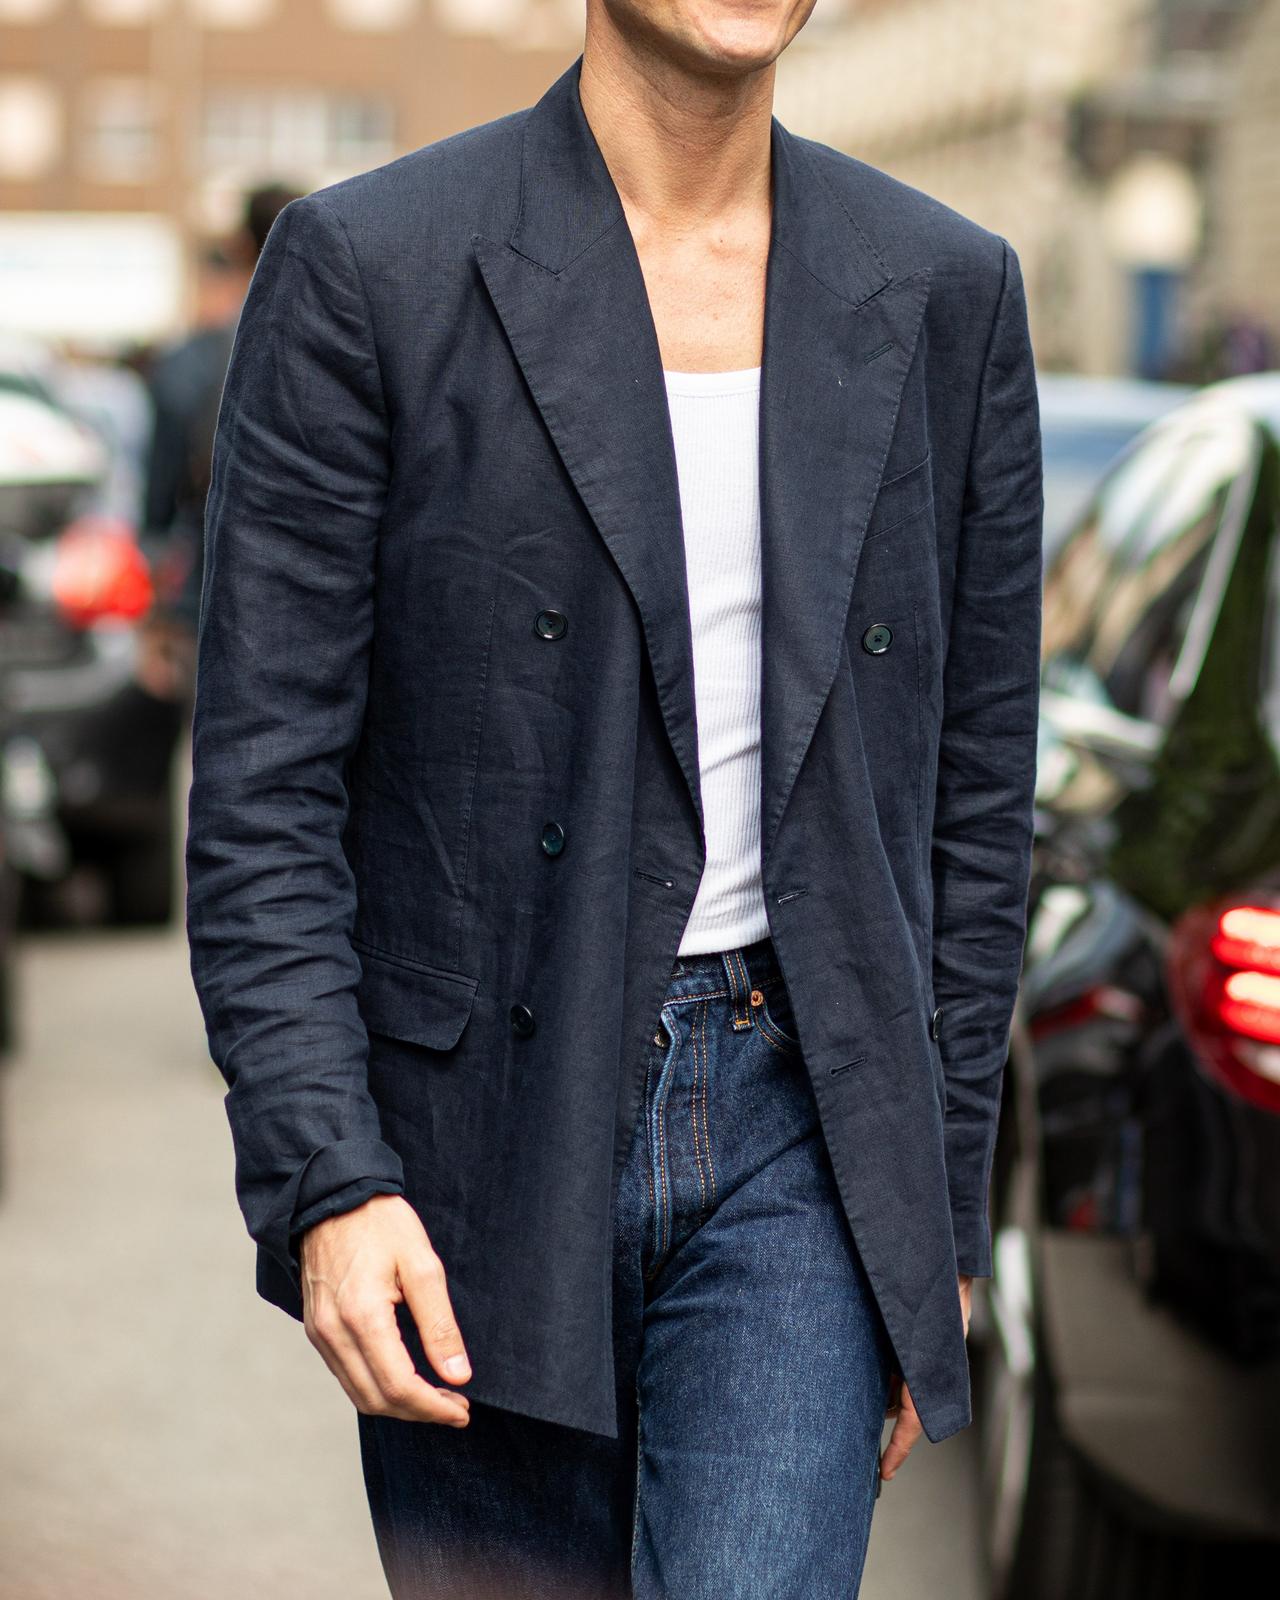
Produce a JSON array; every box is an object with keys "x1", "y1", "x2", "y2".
[
  {"x1": 776, "y1": 887, "x2": 808, "y2": 905},
  {"x1": 863, "y1": 340, "x2": 895, "y2": 365},
  {"x1": 634, "y1": 867, "x2": 674, "y2": 889},
  {"x1": 829, "y1": 1054, "x2": 867, "y2": 1078}
]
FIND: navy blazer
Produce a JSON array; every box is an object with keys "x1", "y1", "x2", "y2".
[{"x1": 186, "y1": 54, "x2": 1043, "y2": 1445}]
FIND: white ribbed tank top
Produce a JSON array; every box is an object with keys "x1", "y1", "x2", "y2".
[{"x1": 663, "y1": 363, "x2": 771, "y2": 957}]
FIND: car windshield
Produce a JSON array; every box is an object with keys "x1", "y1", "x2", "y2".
[
  {"x1": 1042, "y1": 410, "x2": 1256, "y2": 725},
  {"x1": 1042, "y1": 424, "x2": 1148, "y2": 553}
]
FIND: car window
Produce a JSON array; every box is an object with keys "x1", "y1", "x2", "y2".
[
  {"x1": 1041, "y1": 424, "x2": 1145, "y2": 550},
  {"x1": 1042, "y1": 410, "x2": 1255, "y2": 724}
]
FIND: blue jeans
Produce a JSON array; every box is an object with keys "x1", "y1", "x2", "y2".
[{"x1": 358, "y1": 935, "x2": 896, "y2": 1598}]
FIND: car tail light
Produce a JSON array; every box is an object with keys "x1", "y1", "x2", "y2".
[
  {"x1": 50, "y1": 516, "x2": 153, "y2": 627},
  {"x1": 1167, "y1": 894, "x2": 1280, "y2": 1113}
]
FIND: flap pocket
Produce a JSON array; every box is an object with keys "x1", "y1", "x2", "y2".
[
  {"x1": 352, "y1": 941, "x2": 479, "y2": 1052},
  {"x1": 866, "y1": 451, "x2": 933, "y2": 540}
]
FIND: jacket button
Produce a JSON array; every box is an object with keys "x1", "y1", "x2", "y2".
[
  {"x1": 510, "y1": 1003, "x2": 536, "y2": 1038},
  {"x1": 534, "y1": 608, "x2": 567, "y2": 640},
  {"x1": 930, "y1": 1005, "x2": 943, "y2": 1041},
  {"x1": 862, "y1": 622, "x2": 893, "y2": 654},
  {"x1": 540, "y1": 820, "x2": 566, "y2": 857}
]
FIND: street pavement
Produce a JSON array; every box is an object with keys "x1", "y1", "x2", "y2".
[{"x1": 0, "y1": 762, "x2": 985, "y2": 1598}]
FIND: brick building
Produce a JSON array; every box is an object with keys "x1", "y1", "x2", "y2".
[
  {"x1": 0, "y1": 0, "x2": 581, "y2": 337},
  {"x1": 776, "y1": 0, "x2": 1263, "y2": 376},
  {"x1": 1210, "y1": 0, "x2": 1280, "y2": 358}
]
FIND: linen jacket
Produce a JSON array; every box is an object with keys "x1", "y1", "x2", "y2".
[{"x1": 185, "y1": 53, "x2": 1044, "y2": 1444}]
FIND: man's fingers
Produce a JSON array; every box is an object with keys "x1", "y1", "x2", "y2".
[
  {"x1": 349, "y1": 1291, "x2": 471, "y2": 1426},
  {"x1": 879, "y1": 1377, "x2": 924, "y2": 1481},
  {"x1": 309, "y1": 1294, "x2": 470, "y2": 1427},
  {"x1": 400, "y1": 1250, "x2": 473, "y2": 1389},
  {"x1": 307, "y1": 1304, "x2": 393, "y2": 1413},
  {"x1": 297, "y1": 1199, "x2": 472, "y2": 1426}
]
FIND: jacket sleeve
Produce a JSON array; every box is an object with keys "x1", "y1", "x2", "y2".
[
  {"x1": 930, "y1": 236, "x2": 1044, "y2": 1279},
  {"x1": 185, "y1": 190, "x2": 405, "y2": 1300}
]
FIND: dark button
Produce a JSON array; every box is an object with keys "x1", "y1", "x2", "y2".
[
  {"x1": 540, "y1": 820, "x2": 566, "y2": 857},
  {"x1": 510, "y1": 1003, "x2": 536, "y2": 1038},
  {"x1": 930, "y1": 1005, "x2": 943, "y2": 1041},
  {"x1": 862, "y1": 622, "x2": 893, "y2": 655},
  {"x1": 534, "y1": 608, "x2": 567, "y2": 640}
]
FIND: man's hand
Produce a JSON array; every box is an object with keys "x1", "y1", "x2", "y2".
[
  {"x1": 879, "y1": 1273, "x2": 973, "y2": 1482},
  {"x1": 299, "y1": 1193, "x2": 472, "y2": 1427}
]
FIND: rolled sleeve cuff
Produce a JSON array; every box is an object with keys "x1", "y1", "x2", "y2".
[
  {"x1": 288, "y1": 1175, "x2": 405, "y2": 1272},
  {"x1": 262, "y1": 1135, "x2": 406, "y2": 1285}
]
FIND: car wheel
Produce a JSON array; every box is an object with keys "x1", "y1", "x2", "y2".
[
  {"x1": 977, "y1": 1215, "x2": 1039, "y2": 1599},
  {"x1": 977, "y1": 1160, "x2": 1124, "y2": 1600},
  {"x1": 979, "y1": 1231, "x2": 1278, "y2": 1597}
]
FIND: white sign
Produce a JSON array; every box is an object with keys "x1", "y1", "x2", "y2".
[{"x1": 0, "y1": 212, "x2": 184, "y2": 347}]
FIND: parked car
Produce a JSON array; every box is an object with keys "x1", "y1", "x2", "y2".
[
  {"x1": 975, "y1": 372, "x2": 1280, "y2": 1595},
  {"x1": 0, "y1": 368, "x2": 187, "y2": 927},
  {"x1": 1037, "y1": 373, "x2": 1194, "y2": 560}
]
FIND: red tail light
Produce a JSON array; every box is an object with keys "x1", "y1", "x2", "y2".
[
  {"x1": 51, "y1": 517, "x2": 153, "y2": 627},
  {"x1": 1168, "y1": 895, "x2": 1280, "y2": 1113}
]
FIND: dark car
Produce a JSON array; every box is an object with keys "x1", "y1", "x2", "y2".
[
  {"x1": 1037, "y1": 373, "x2": 1194, "y2": 560},
  {"x1": 0, "y1": 370, "x2": 188, "y2": 928},
  {"x1": 974, "y1": 373, "x2": 1280, "y2": 1595}
]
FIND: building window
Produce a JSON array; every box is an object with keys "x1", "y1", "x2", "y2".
[
  {"x1": 432, "y1": 0, "x2": 528, "y2": 35},
  {"x1": 325, "y1": 0, "x2": 415, "y2": 28},
  {"x1": 0, "y1": 0, "x2": 61, "y2": 22},
  {"x1": 200, "y1": 89, "x2": 394, "y2": 174},
  {"x1": 81, "y1": 0, "x2": 168, "y2": 23},
  {"x1": 432, "y1": 0, "x2": 582, "y2": 46},
  {"x1": 81, "y1": 78, "x2": 161, "y2": 182},
  {"x1": 0, "y1": 78, "x2": 62, "y2": 179},
  {"x1": 186, "y1": 0, "x2": 275, "y2": 27}
]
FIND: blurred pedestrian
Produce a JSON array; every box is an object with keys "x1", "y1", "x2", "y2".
[
  {"x1": 186, "y1": 4, "x2": 1043, "y2": 1597},
  {"x1": 141, "y1": 183, "x2": 302, "y2": 629}
]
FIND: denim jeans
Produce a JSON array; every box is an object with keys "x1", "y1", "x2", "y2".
[{"x1": 358, "y1": 935, "x2": 896, "y2": 1599}]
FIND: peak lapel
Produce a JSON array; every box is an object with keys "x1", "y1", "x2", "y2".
[
  {"x1": 759, "y1": 124, "x2": 933, "y2": 862},
  {"x1": 473, "y1": 56, "x2": 935, "y2": 868},
  {"x1": 472, "y1": 59, "x2": 703, "y2": 833}
]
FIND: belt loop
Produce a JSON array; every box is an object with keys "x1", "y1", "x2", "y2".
[{"x1": 721, "y1": 947, "x2": 753, "y2": 1029}]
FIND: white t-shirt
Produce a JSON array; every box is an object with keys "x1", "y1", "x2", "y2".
[{"x1": 663, "y1": 364, "x2": 771, "y2": 957}]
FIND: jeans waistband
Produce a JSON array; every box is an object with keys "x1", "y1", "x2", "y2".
[{"x1": 666, "y1": 935, "x2": 785, "y2": 1005}]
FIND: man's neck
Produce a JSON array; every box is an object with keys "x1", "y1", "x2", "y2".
[{"x1": 577, "y1": 21, "x2": 774, "y2": 236}]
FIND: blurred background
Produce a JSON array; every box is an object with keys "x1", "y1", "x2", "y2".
[{"x1": 1, "y1": 0, "x2": 1279, "y2": 1595}]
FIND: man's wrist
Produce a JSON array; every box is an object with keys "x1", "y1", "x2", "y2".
[{"x1": 289, "y1": 1177, "x2": 404, "y2": 1271}]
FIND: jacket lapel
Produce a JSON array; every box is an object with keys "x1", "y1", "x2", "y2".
[
  {"x1": 473, "y1": 64, "x2": 702, "y2": 830},
  {"x1": 473, "y1": 55, "x2": 932, "y2": 860},
  {"x1": 757, "y1": 138, "x2": 932, "y2": 859}
]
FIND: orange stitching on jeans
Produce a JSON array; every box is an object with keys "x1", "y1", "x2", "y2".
[
  {"x1": 757, "y1": 1020, "x2": 795, "y2": 1055},
  {"x1": 656, "y1": 1072, "x2": 670, "y2": 1264},
  {"x1": 643, "y1": 1053, "x2": 655, "y2": 1213},
  {"x1": 729, "y1": 950, "x2": 752, "y2": 1026},
  {"x1": 643, "y1": 1032, "x2": 672, "y2": 1282},
  {"x1": 690, "y1": 1000, "x2": 708, "y2": 1214},
  {"x1": 755, "y1": 994, "x2": 799, "y2": 1054},
  {"x1": 737, "y1": 950, "x2": 753, "y2": 1022},
  {"x1": 700, "y1": 998, "x2": 716, "y2": 1201},
  {"x1": 664, "y1": 987, "x2": 731, "y2": 1005}
]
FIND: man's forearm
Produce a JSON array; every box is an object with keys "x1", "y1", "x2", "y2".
[{"x1": 185, "y1": 191, "x2": 405, "y2": 1285}]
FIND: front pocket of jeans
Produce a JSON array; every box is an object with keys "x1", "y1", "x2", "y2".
[{"x1": 756, "y1": 981, "x2": 800, "y2": 1053}]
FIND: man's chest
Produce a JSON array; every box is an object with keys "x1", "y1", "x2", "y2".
[{"x1": 629, "y1": 217, "x2": 771, "y2": 372}]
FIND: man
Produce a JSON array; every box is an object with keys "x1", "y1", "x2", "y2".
[
  {"x1": 143, "y1": 183, "x2": 300, "y2": 628},
  {"x1": 185, "y1": 1, "x2": 1043, "y2": 1594}
]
